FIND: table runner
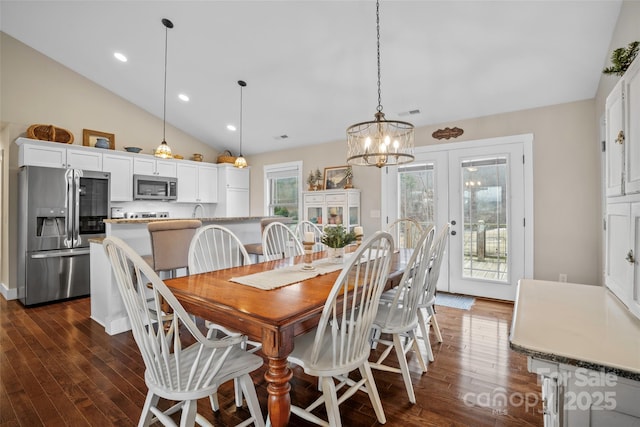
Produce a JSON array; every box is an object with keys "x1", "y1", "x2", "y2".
[{"x1": 230, "y1": 259, "x2": 346, "y2": 290}]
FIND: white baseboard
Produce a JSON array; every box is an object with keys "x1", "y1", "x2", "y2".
[{"x1": 1, "y1": 282, "x2": 18, "y2": 300}]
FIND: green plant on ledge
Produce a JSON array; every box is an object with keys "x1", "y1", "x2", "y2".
[
  {"x1": 603, "y1": 41, "x2": 639, "y2": 76},
  {"x1": 321, "y1": 225, "x2": 356, "y2": 248}
]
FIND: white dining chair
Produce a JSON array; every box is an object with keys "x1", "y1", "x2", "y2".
[
  {"x1": 103, "y1": 236, "x2": 265, "y2": 427},
  {"x1": 369, "y1": 225, "x2": 435, "y2": 403},
  {"x1": 294, "y1": 220, "x2": 323, "y2": 252},
  {"x1": 417, "y1": 223, "x2": 450, "y2": 360},
  {"x1": 262, "y1": 221, "x2": 304, "y2": 261},
  {"x1": 284, "y1": 231, "x2": 394, "y2": 427},
  {"x1": 188, "y1": 224, "x2": 262, "y2": 410},
  {"x1": 387, "y1": 218, "x2": 423, "y2": 249}
]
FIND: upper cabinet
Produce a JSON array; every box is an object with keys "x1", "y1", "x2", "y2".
[
  {"x1": 133, "y1": 157, "x2": 177, "y2": 178},
  {"x1": 606, "y1": 56, "x2": 640, "y2": 197},
  {"x1": 18, "y1": 139, "x2": 102, "y2": 171},
  {"x1": 216, "y1": 164, "x2": 250, "y2": 217},
  {"x1": 102, "y1": 152, "x2": 134, "y2": 201},
  {"x1": 176, "y1": 161, "x2": 218, "y2": 203}
]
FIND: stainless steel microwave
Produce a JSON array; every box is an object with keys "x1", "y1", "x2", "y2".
[{"x1": 133, "y1": 175, "x2": 177, "y2": 201}]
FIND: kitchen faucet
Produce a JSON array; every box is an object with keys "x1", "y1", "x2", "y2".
[{"x1": 192, "y1": 203, "x2": 204, "y2": 218}]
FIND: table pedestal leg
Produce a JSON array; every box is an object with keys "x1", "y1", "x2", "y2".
[{"x1": 264, "y1": 357, "x2": 293, "y2": 427}]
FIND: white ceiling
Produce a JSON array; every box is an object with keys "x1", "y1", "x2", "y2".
[{"x1": 1, "y1": 1, "x2": 621, "y2": 156}]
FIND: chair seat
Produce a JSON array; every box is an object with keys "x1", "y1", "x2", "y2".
[
  {"x1": 243, "y1": 242, "x2": 263, "y2": 255},
  {"x1": 145, "y1": 343, "x2": 263, "y2": 401},
  {"x1": 374, "y1": 301, "x2": 420, "y2": 334},
  {"x1": 289, "y1": 327, "x2": 366, "y2": 377}
]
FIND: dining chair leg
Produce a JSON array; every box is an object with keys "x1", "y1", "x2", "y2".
[
  {"x1": 321, "y1": 376, "x2": 342, "y2": 427},
  {"x1": 238, "y1": 373, "x2": 266, "y2": 427},
  {"x1": 179, "y1": 399, "x2": 197, "y2": 427},
  {"x1": 360, "y1": 362, "x2": 386, "y2": 424},
  {"x1": 139, "y1": 392, "x2": 159, "y2": 427},
  {"x1": 393, "y1": 333, "x2": 416, "y2": 404},
  {"x1": 429, "y1": 306, "x2": 443, "y2": 343},
  {"x1": 208, "y1": 393, "x2": 220, "y2": 412},
  {"x1": 408, "y1": 329, "x2": 428, "y2": 373},
  {"x1": 417, "y1": 309, "x2": 435, "y2": 362}
]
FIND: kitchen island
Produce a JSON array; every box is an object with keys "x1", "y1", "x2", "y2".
[
  {"x1": 91, "y1": 216, "x2": 275, "y2": 335},
  {"x1": 510, "y1": 279, "x2": 640, "y2": 426}
]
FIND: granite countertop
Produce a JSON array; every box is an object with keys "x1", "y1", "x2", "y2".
[
  {"x1": 104, "y1": 216, "x2": 270, "y2": 224},
  {"x1": 510, "y1": 279, "x2": 640, "y2": 381}
]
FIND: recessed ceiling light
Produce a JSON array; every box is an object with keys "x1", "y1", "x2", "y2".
[
  {"x1": 113, "y1": 52, "x2": 127, "y2": 62},
  {"x1": 227, "y1": 124, "x2": 236, "y2": 131},
  {"x1": 178, "y1": 93, "x2": 189, "y2": 102}
]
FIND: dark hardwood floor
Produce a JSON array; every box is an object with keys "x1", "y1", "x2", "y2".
[{"x1": 0, "y1": 295, "x2": 543, "y2": 426}]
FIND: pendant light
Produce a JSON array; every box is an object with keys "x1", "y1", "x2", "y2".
[
  {"x1": 346, "y1": 0, "x2": 414, "y2": 168},
  {"x1": 155, "y1": 18, "x2": 173, "y2": 159},
  {"x1": 234, "y1": 80, "x2": 248, "y2": 168}
]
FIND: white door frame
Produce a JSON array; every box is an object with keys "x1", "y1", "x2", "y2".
[{"x1": 381, "y1": 133, "x2": 534, "y2": 300}]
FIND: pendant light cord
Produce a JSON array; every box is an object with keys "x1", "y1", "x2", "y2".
[
  {"x1": 239, "y1": 83, "x2": 243, "y2": 155},
  {"x1": 163, "y1": 23, "x2": 168, "y2": 142},
  {"x1": 376, "y1": 0, "x2": 383, "y2": 114}
]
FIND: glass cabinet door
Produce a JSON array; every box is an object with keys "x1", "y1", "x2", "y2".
[
  {"x1": 307, "y1": 206, "x2": 323, "y2": 225},
  {"x1": 349, "y1": 206, "x2": 359, "y2": 228},
  {"x1": 326, "y1": 206, "x2": 344, "y2": 225}
]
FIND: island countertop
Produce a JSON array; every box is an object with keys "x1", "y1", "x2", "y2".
[
  {"x1": 510, "y1": 279, "x2": 640, "y2": 381},
  {"x1": 104, "y1": 216, "x2": 275, "y2": 224}
]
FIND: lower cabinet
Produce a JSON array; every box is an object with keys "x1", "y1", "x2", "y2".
[{"x1": 529, "y1": 358, "x2": 640, "y2": 426}]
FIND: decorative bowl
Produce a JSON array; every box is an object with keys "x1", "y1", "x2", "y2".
[{"x1": 124, "y1": 146, "x2": 142, "y2": 153}]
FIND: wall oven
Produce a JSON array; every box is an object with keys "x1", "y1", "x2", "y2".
[{"x1": 133, "y1": 174, "x2": 177, "y2": 201}]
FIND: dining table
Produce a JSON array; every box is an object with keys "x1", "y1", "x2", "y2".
[{"x1": 164, "y1": 247, "x2": 410, "y2": 427}]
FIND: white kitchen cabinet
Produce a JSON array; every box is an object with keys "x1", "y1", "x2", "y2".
[
  {"x1": 605, "y1": 201, "x2": 640, "y2": 319},
  {"x1": 17, "y1": 138, "x2": 102, "y2": 171},
  {"x1": 529, "y1": 358, "x2": 640, "y2": 427},
  {"x1": 606, "y1": 55, "x2": 640, "y2": 197},
  {"x1": 102, "y1": 152, "x2": 134, "y2": 201},
  {"x1": 133, "y1": 156, "x2": 177, "y2": 177},
  {"x1": 216, "y1": 164, "x2": 249, "y2": 217},
  {"x1": 176, "y1": 161, "x2": 217, "y2": 203},
  {"x1": 303, "y1": 189, "x2": 360, "y2": 232}
]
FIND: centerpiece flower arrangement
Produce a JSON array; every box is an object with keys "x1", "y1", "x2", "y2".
[{"x1": 321, "y1": 225, "x2": 357, "y2": 263}]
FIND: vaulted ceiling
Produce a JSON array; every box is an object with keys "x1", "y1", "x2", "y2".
[{"x1": 1, "y1": 1, "x2": 622, "y2": 155}]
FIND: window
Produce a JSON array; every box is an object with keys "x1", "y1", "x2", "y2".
[{"x1": 264, "y1": 161, "x2": 302, "y2": 221}]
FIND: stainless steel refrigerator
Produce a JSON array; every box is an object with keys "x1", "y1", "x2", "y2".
[{"x1": 18, "y1": 166, "x2": 110, "y2": 306}]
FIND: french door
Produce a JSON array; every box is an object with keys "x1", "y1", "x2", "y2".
[{"x1": 382, "y1": 135, "x2": 533, "y2": 301}]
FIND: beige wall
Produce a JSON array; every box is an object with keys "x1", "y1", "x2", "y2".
[
  {"x1": 250, "y1": 99, "x2": 601, "y2": 285},
  {"x1": 0, "y1": 32, "x2": 218, "y2": 292}
]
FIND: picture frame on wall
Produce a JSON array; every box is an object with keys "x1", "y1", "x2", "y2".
[
  {"x1": 323, "y1": 165, "x2": 350, "y2": 190},
  {"x1": 82, "y1": 129, "x2": 115, "y2": 150}
]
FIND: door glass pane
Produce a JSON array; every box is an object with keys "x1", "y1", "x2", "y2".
[
  {"x1": 398, "y1": 163, "x2": 436, "y2": 229},
  {"x1": 461, "y1": 157, "x2": 508, "y2": 282}
]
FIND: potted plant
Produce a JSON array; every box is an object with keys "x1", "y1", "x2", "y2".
[
  {"x1": 307, "y1": 171, "x2": 316, "y2": 191},
  {"x1": 321, "y1": 225, "x2": 356, "y2": 263}
]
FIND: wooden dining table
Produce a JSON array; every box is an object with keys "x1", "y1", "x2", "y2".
[{"x1": 164, "y1": 248, "x2": 410, "y2": 427}]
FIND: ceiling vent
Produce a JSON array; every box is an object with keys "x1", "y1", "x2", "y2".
[{"x1": 399, "y1": 109, "x2": 421, "y2": 117}]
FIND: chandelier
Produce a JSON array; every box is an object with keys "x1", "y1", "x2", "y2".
[
  {"x1": 346, "y1": 0, "x2": 414, "y2": 168},
  {"x1": 155, "y1": 18, "x2": 173, "y2": 159}
]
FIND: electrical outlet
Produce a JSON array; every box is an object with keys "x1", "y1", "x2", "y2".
[{"x1": 559, "y1": 273, "x2": 568, "y2": 283}]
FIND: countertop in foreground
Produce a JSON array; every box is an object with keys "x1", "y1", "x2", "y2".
[
  {"x1": 104, "y1": 216, "x2": 274, "y2": 224},
  {"x1": 510, "y1": 279, "x2": 640, "y2": 381}
]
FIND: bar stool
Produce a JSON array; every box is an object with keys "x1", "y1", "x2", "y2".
[
  {"x1": 243, "y1": 217, "x2": 289, "y2": 263},
  {"x1": 145, "y1": 219, "x2": 202, "y2": 278}
]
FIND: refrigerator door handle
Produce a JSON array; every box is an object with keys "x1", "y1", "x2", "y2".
[
  {"x1": 64, "y1": 169, "x2": 73, "y2": 248},
  {"x1": 30, "y1": 248, "x2": 91, "y2": 259},
  {"x1": 73, "y1": 169, "x2": 82, "y2": 247}
]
